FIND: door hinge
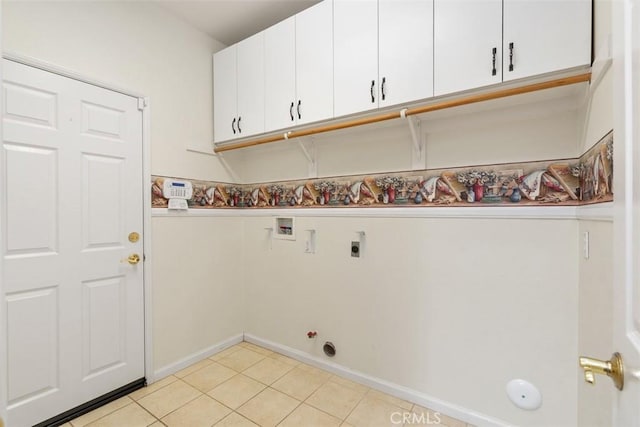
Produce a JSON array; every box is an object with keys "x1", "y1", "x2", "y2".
[{"x1": 137, "y1": 98, "x2": 148, "y2": 111}]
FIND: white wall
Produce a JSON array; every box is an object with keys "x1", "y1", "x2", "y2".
[
  {"x1": 2, "y1": 1, "x2": 243, "y2": 374},
  {"x1": 151, "y1": 216, "x2": 243, "y2": 369},
  {"x1": 243, "y1": 216, "x2": 579, "y2": 427},
  {"x1": 2, "y1": 0, "x2": 227, "y2": 181},
  {"x1": 234, "y1": 98, "x2": 582, "y2": 183},
  {"x1": 577, "y1": 220, "x2": 613, "y2": 427}
]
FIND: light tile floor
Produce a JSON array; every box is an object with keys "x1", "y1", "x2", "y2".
[{"x1": 65, "y1": 342, "x2": 472, "y2": 427}]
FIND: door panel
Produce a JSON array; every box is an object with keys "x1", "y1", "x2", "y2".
[
  {"x1": 2, "y1": 59, "x2": 144, "y2": 427},
  {"x1": 296, "y1": 0, "x2": 334, "y2": 125},
  {"x1": 3, "y1": 81, "x2": 57, "y2": 129},
  {"x1": 237, "y1": 32, "x2": 265, "y2": 138},
  {"x1": 434, "y1": 0, "x2": 502, "y2": 96},
  {"x1": 503, "y1": 0, "x2": 591, "y2": 81},
  {"x1": 82, "y1": 277, "x2": 126, "y2": 379},
  {"x1": 379, "y1": 0, "x2": 434, "y2": 107},
  {"x1": 334, "y1": 0, "x2": 378, "y2": 117},
  {"x1": 265, "y1": 16, "x2": 296, "y2": 132},
  {"x1": 81, "y1": 102, "x2": 126, "y2": 142},
  {"x1": 6, "y1": 287, "x2": 58, "y2": 406},
  {"x1": 4, "y1": 143, "x2": 58, "y2": 255},
  {"x1": 82, "y1": 154, "x2": 124, "y2": 248},
  {"x1": 213, "y1": 45, "x2": 237, "y2": 142}
]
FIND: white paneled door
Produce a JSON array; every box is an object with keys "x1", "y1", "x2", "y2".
[
  {"x1": 2, "y1": 59, "x2": 145, "y2": 427},
  {"x1": 612, "y1": 0, "x2": 640, "y2": 424}
]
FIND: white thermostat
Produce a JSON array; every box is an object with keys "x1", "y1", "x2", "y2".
[{"x1": 163, "y1": 179, "x2": 193, "y2": 210}]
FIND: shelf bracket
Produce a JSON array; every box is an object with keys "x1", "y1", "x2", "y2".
[
  {"x1": 402, "y1": 109, "x2": 425, "y2": 170},
  {"x1": 298, "y1": 137, "x2": 318, "y2": 178},
  {"x1": 215, "y1": 152, "x2": 239, "y2": 183}
]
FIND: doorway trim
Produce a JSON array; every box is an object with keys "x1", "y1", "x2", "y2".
[{"x1": 1, "y1": 51, "x2": 155, "y2": 386}]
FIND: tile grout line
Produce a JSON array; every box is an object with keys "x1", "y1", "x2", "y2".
[
  {"x1": 273, "y1": 393, "x2": 304, "y2": 427},
  {"x1": 73, "y1": 342, "x2": 463, "y2": 427},
  {"x1": 132, "y1": 400, "x2": 164, "y2": 426},
  {"x1": 270, "y1": 369, "x2": 331, "y2": 403},
  {"x1": 338, "y1": 385, "x2": 369, "y2": 425},
  {"x1": 144, "y1": 378, "x2": 206, "y2": 422},
  {"x1": 71, "y1": 397, "x2": 137, "y2": 427}
]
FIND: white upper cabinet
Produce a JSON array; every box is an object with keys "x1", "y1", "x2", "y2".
[
  {"x1": 502, "y1": 0, "x2": 591, "y2": 81},
  {"x1": 236, "y1": 32, "x2": 265, "y2": 138},
  {"x1": 265, "y1": 17, "x2": 296, "y2": 132},
  {"x1": 213, "y1": 45, "x2": 238, "y2": 142},
  {"x1": 378, "y1": 0, "x2": 434, "y2": 107},
  {"x1": 264, "y1": 1, "x2": 334, "y2": 133},
  {"x1": 216, "y1": 0, "x2": 592, "y2": 142},
  {"x1": 214, "y1": 32, "x2": 264, "y2": 143},
  {"x1": 434, "y1": 0, "x2": 591, "y2": 96},
  {"x1": 434, "y1": 0, "x2": 502, "y2": 96},
  {"x1": 334, "y1": 0, "x2": 379, "y2": 117},
  {"x1": 296, "y1": 0, "x2": 334, "y2": 125},
  {"x1": 334, "y1": 0, "x2": 435, "y2": 116}
]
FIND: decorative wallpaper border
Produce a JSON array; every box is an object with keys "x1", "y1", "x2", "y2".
[{"x1": 152, "y1": 131, "x2": 613, "y2": 209}]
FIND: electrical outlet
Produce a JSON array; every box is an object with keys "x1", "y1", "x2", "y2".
[
  {"x1": 304, "y1": 229, "x2": 316, "y2": 254},
  {"x1": 351, "y1": 241, "x2": 360, "y2": 258},
  {"x1": 583, "y1": 231, "x2": 590, "y2": 259}
]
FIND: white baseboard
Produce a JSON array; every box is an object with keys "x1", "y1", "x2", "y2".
[
  {"x1": 243, "y1": 334, "x2": 510, "y2": 427},
  {"x1": 152, "y1": 333, "x2": 244, "y2": 381}
]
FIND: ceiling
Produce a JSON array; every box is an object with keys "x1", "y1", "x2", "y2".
[{"x1": 158, "y1": 0, "x2": 321, "y2": 46}]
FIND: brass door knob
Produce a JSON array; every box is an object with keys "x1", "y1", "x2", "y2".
[
  {"x1": 121, "y1": 254, "x2": 141, "y2": 265},
  {"x1": 579, "y1": 352, "x2": 624, "y2": 390}
]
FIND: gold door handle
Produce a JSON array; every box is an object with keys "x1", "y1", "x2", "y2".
[
  {"x1": 579, "y1": 352, "x2": 624, "y2": 390},
  {"x1": 121, "y1": 254, "x2": 141, "y2": 265}
]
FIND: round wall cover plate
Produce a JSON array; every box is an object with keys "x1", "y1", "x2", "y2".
[{"x1": 506, "y1": 379, "x2": 542, "y2": 410}]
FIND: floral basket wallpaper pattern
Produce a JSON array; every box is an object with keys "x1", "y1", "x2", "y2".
[{"x1": 152, "y1": 131, "x2": 613, "y2": 209}]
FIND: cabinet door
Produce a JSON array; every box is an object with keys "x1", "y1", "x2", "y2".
[
  {"x1": 503, "y1": 0, "x2": 591, "y2": 81},
  {"x1": 213, "y1": 45, "x2": 237, "y2": 142},
  {"x1": 237, "y1": 32, "x2": 265, "y2": 137},
  {"x1": 296, "y1": 0, "x2": 334, "y2": 125},
  {"x1": 379, "y1": 0, "x2": 433, "y2": 107},
  {"x1": 434, "y1": 0, "x2": 502, "y2": 96},
  {"x1": 334, "y1": 0, "x2": 378, "y2": 117},
  {"x1": 265, "y1": 17, "x2": 296, "y2": 132}
]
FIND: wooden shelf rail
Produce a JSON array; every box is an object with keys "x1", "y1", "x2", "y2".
[{"x1": 214, "y1": 72, "x2": 591, "y2": 154}]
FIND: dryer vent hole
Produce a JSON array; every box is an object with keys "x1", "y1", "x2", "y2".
[{"x1": 323, "y1": 342, "x2": 336, "y2": 357}]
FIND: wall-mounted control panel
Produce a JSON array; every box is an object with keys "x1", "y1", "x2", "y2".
[{"x1": 163, "y1": 179, "x2": 193, "y2": 210}]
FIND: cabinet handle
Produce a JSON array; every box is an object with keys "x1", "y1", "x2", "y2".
[
  {"x1": 290, "y1": 102, "x2": 294, "y2": 121},
  {"x1": 491, "y1": 47, "x2": 497, "y2": 76},
  {"x1": 297, "y1": 100, "x2": 301, "y2": 120},
  {"x1": 232, "y1": 117, "x2": 236, "y2": 134},
  {"x1": 509, "y1": 42, "x2": 514, "y2": 72},
  {"x1": 381, "y1": 77, "x2": 386, "y2": 101},
  {"x1": 237, "y1": 116, "x2": 242, "y2": 133},
  {"x1": 370, "y1": 80, "x2": 375, "y2": 103}
]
